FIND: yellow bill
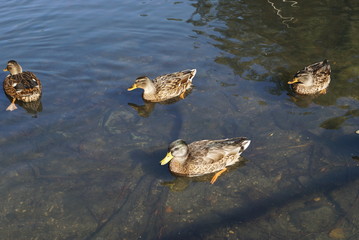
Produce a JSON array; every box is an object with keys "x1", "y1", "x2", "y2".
[
  {"x1": 288, "y1": 78, "x2": 299, "y2": 84},
  {"x1": 3, "y1": 68, "x2": 8, "y2": 71},
  {"x1": 160, "y1": 152, "x2": 173, "y2": 165},
  {"x1": 127, "y1": 84, "x2": 137, "y2": 91}
]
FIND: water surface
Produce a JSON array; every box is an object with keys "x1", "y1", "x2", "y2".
[{"x1": 0, "y1": 0, "x2": 358, "y2": 239}]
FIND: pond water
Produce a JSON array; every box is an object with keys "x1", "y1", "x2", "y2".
[{"x1": 1, "y1": 0, "x2": 358, "y2": 239}]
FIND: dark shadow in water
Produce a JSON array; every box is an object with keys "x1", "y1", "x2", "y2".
[
  {"x1": 160, "y1": 166, "x2": 359, "y2": 240},
  {"x1": 320, "y1": 109, "x2": 359, "y2": 130},
  {"x1": 302, "y1": 129, "x2": 359, "y2": 166},
  {"x1": 161, "y1": 159, "x2": 247, "y2": 191},
  {"x1": 129, "y1": 148, "x2": 171, "y2": 179},
  {"x1": 128, "y1": 100, "x2": 185, "y2": 177}
]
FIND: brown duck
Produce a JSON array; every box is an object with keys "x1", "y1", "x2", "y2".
[
  {"x1": 128, "y1": 69, "x2": 196, "y2": 102},
  {"x1": 288, "y1": 59, "x2": 331, "y2": 95},
  {"x1": 3, "y1": 60, "x2": 42, "y2": 111},
  {"x1": 160, "y1": 137, "x2": 251, "y2": 184}
]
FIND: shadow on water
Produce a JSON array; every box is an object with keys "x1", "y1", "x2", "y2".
[
  {"x1": 161, "y1": 166, "x2": 359, "y2": 240},
  {"x1": 129, "y1": 148, "x2": 172, "y2": 179},
  {"x1": 320, "y1": 109, "x2": 359, "y2": 130}
]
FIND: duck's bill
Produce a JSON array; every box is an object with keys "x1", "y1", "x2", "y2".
[
  {"x1": 288, "y1": 78, "x2": 299, "y2": 84},
  {"x1": 3, "y1": 68, "x2": 8, "y2": 71},
  {"x1": 160, "y1": 152, "x2": 173, "y2": 165},
  {"x1": 127, "y1": 84, "x2": 137, "y2": 91}
]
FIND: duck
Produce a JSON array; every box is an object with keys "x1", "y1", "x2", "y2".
[
  {"x1": 3, "y1": 60, "x2": 42, "y2": 111},
  {"x1": 160, "y1": 137, "x2": 251, "y2": 184},
  {"x1": 128, "y1": 69, "x2": 196, "y2": 102},
  {"x1": 288, "y1": 59, "x2": 331, "y2": 95}
]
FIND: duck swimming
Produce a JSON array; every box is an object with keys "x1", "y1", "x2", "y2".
[
  {"x1": 128, "y1": 69, "x2": 196, "y2": 102},
  {"x1": 3, "y1": 60, "x2": 42, "y2": 111},
  {"x1": 160, "y1": 137, "x2": 251, "y2": 184},
  {"x1": 288, "y1": 59, "x2": 331, "y2": 95}
]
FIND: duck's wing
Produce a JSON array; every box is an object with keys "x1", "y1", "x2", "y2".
[
  {"x1": 154, "y1": 69, "x2": 196, "y2": 85},
  {"x1": 20, "y1": 72, "x2": 41, "y2": 89},
  {"x1": 188, "y1": 138, "x2": 249, "y2": 166},
  {"x1": 153, "y1": 70, "x2": 195, "y2": 99},
  {"x1": 188, "y1": 140, "x2": 225, "y2": 165},
  {"x1": 306, "y1": 60, "x2": 331, "y2": 75},
  {"x1": 311, "y1": 60, "x2": 331, "y2": 85}
]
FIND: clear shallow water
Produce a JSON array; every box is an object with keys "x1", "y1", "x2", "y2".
[{"x1": 0, "y1": 0, "x2": 358, "y2": 239}]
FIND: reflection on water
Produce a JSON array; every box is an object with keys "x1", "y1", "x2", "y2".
[
  {"x1": 128, "y1": 102, "x2": 156, "y2": 118},
  {"x1": 0, "y1": 0, "x2": 358, "y2": 239},
  {"x1": 265, "y1": 0, "x2": 298, "y2": 28},
  {"x1": 128, "y1": 88, "x2": 193, "y2": 117},
  {"x1": 2, "y1": 92, "x2": 43, "y2": 117},
  {"x1": 162, "y1": 159, "x2": 247, "y2": 191},
  {"x1": 15, "y1": 98, "x2": 43, "y2": 117}
]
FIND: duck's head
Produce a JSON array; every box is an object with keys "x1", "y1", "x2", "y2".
[
  {"x1": 160, "y1": 139, "x2": 189, "y2": 165},
  {"x1": 3, "y1": 60, "x2": 23, "y2": 75},
  {"x1": 288, "y1": 71, "x2": 314, "y2": 87},
  {"x1": 128, "y1": 76, "x2": 152, "y2": 91}
]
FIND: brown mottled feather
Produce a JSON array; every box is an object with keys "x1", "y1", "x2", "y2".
[{"x1": 3, "y1": 71, "x2": 42, "y2": 102}]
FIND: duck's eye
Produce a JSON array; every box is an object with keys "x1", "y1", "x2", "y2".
[{"x1": 172, "y1": 146, "x2": 182, "y2": 153}]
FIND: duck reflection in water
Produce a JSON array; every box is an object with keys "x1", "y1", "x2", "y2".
[
  {"x1": 7, "y1": 96, "x2": 43, "y2": 117},
  {"x1": 128, "y1": 88, "x2": 193, "y2": 118},
  {"x1": 161, "y1": 159, "x2": 248, "y2": 192}
]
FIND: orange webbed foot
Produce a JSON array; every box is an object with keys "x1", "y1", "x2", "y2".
[
  {"x1": 6, "y1": 103, "x2": 18, "y2": 111},
  {"x1": 6, "y1": 99, "x2": 17, "y2": 111},
  {"x1": 210, "y1": 168, "x2": 227, "y2": 184},
  {"x1": 319, "y1": 88, "x2": 327, "y2": 94},
  {"x1": 179, "y1": 91, "x2": 186, "y2": 99}
]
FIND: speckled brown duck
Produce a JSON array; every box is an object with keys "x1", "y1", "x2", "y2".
[
  {"x1": 3, "y1": 60, "x2": 42, "y2": 111},
  {"x1": 128, "y1": 69, "x2": 196, "y2": 102},
  {"x1": 288, "y1": 59, "x2": 331, "y2": 95},
  {"x1": 160, "y1": 137, "x2": 251, "y2": 184}
]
